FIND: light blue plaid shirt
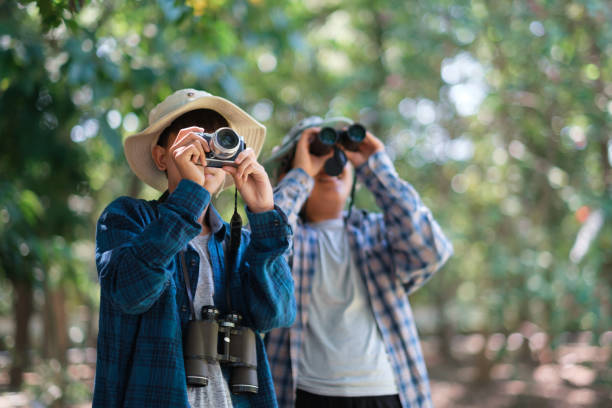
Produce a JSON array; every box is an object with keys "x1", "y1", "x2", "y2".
[{"x1": 265, "y1": 151, "x2": 453, "y2": 407}]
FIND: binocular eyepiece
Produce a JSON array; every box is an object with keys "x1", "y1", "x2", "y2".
[
  {"x1": 309, "y1": 123, "x2": 366, "y2": 156},
  {"x1": 183, "y1": 305, "x2": 258, "y2": 394},
  {"x1": 308, "y1": 123, "x2": 366, "y2": 176}
]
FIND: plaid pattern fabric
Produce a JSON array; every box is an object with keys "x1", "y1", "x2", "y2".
[
  {"x1": 94, "y1": 179, "x2": 295, "y2": 408},
  {"x1": 266, "y1": 151, "x2": 453, "y2": 408}
]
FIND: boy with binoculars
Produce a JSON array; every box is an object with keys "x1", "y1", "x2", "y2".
[
  {"x1": 266, "y1": 117, "x2": 453, "y2": 408},
  {"x1": 93, "y1": 89, "x2": 295, "y2": 408}
]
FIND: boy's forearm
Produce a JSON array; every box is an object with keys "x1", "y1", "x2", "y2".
[
  {"x1": 238, "y1": 206, "x2": 296, "y2": 331},
  {"x1": 355, "y1": 151, "x2": 453, "y2": 292},
  {"x1": 96, "y1": 179, "x2": 210, "y2": 313},
  {"x1": 245, "y1": 205, "x2": 292, "y2": 252},
  {"x1": 115, "y1": 179, "x2": 209, "y2": 266},
  {"x1": 355, "y1": 151, "x2": 420, "y2": 213},
  {"x1": 273, "y1": 167, "x2": 313, "y2": 230}
]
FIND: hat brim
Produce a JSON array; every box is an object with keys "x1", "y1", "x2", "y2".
[{"x1": 124, "y1": 95, "x2": 266, "y2": 192}]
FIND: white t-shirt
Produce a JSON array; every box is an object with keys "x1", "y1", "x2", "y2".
[
  {"x1": 187, "y1": 234, "x2": 233, "y2": 408},
  {"x1": 296, "y1": 219, "x2": 398, "y2": 397}
]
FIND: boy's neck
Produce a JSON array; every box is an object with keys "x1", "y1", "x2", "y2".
[
  {"x1": 198, "y1": 205, "x2": 212, "y2": 235},
  {"x1": 305, "y1": 211, "x2": 343, "y2": 223}
]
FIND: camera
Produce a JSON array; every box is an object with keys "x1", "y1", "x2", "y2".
[
  {"x1": 195, "y1": 127, "x2": 246, "y2": 168},
  {"x1": 183, "y1": 305, "x2": 258, "y2": 394},
  {"x1": 308, "y1": 123, "x2": 366, "y2": 176}
]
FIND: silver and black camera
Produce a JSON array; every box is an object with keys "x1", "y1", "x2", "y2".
[{"x1": 196, "y1": 127, "x2": 246, "y2": 168}]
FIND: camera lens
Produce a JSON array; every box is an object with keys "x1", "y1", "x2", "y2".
[
  {"x1": 211, "y1": 128, "x2": 241, "y2": 159},
  {"x1": 216, "y1": 128, "x2": 239, "y2": 149}
]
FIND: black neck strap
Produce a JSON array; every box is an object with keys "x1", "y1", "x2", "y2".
[
  {"x1": 180, "y1": 251, "x2": 196, "y2": 320},
  {"x1": 346, "y1": 172, "x2": 357, "y2": 220},
  {"x1": 226, "y1": 187, "x2": 242, "y2": 312}
]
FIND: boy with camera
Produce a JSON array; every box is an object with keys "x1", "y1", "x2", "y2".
[
  {"x1": 94, "y1": 89, "x2": 295, "y2": 408},
  {"x1": 265, "y1": 117, "x2": 453, "y2": 408}
]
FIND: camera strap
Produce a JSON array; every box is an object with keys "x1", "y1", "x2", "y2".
[
  {"x1": 346, "y1": 172, "x2": 357, "y2": 220},
  {"x1": 225, "y1": 187, "x2": 242, "y2": 312},
  {"x1": 180, "y1": 251, "x2": 197, "y2": 320}
]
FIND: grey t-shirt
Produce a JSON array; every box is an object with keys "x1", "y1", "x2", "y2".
[
  {"x1": 187, "y1": 235, "x2": 233, "y2": 408},
  {"x1": 296, "y1": 219, "x2": 398, "y2": 397}
]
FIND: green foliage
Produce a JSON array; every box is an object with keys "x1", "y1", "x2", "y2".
[{"x1": 0, "y1": 2, "x2": 611, "y2": 400}]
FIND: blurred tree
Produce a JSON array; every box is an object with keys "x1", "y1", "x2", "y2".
[
  {"x1": 0, "y1": 1, "x2": 89, "y2": 390},
  {"x1": 0, "y1": 0, "x2": 610, "y2": 403}
]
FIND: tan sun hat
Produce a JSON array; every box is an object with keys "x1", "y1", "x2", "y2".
[{"x1": 124, "y1": 88, "x2": 266, "y2": 191}]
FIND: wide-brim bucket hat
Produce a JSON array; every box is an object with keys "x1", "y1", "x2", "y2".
[{"x1": 124, "y1": 88, "x2": 266, "y2": 192}]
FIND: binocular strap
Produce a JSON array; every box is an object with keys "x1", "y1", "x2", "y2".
[{"x1": 180, "y1": 251, "x2": 197, "y2": 320}]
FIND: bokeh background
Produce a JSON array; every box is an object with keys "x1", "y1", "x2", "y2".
[{"x1": 1, "y1": 0, "x2": 611, "y2": 407}]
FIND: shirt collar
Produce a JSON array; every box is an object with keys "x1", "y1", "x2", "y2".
[
  {"x1": 205, "y1": 204, "x2": 227, "y2": 241},
  {"x1": 157, "y1": 189, "x2": 227, "y2": 241}
]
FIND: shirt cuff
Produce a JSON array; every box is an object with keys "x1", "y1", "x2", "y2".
[
  {"x1": 284, "y1": 167, "x2": 315, "y2": 191},
  {"x1": 246, "y1": 205, "x2": 292, "y2": 241},
  {"x1": 355, "y1": 150, "x2": 397, "y2": 184},
  {"x1": 165, "y1": 179, "x2": 211, "y2": 218},
  {"x1": 355, "y1": 150, "x2": 395, "y2": 179}
]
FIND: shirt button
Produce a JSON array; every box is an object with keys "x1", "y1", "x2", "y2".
[
  {"x1": 190, "y1": 259, "x2": 196, "y2": 267},
  {"x1": 181, "y1": 305, "x2": 188, "y2": 312}
]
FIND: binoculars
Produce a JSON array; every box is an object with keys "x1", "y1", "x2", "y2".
[
  {"x1": 183, "y1": 305, "x2": 258, "y2": 394},
  {"x1": 309, "y1": 123, "x2": 366, "y2": 176}
]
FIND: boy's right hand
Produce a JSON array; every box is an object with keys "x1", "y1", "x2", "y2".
[
  {"x1": 169, "y1": 126, "x2": 210, "y2": 186},
  {"x1": 292, "y1": 128, "x2": 333, "y2": 177}
]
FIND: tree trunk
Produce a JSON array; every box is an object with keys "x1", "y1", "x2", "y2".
[
  {"x1": 43, "y1": 286, "x2": 68, "y2": 365},
  {"x1": 85, "y1": 297, "x2": 98, "y2": 348},
  {"x1": 475, "y1": 333, "x2": 493, "y2": 384},
  {"x1": 433, "y1": 289, "x2": 454, "y2": 361},
  {"x1": 9, "y1": 280, "x2": 33, "y2": 390}
]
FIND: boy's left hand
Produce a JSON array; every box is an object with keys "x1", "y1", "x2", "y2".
[
  {"x1": 342, "y1": 131, "x2": 385, "y2": 167},
  {"x1": 223, "y1": 148, "x2": 274, "y2": 213}
]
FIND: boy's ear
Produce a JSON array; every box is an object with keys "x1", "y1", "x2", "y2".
[{"x1": 152, "y1": 145, "x2": 168, "y2": 171}]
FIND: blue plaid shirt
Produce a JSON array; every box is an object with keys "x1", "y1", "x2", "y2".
[
  {"x1": 94, "y1": 179, "x2": 296, "y2": 408},
  {"x1": 266, "y1": 151, "x2": 453, "y2": 407}
]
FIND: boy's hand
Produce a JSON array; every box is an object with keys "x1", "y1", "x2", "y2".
[
  {"x1": 342, "y1": 131, "x2": 385, "y2": 168},
  {"x1": 223, "y1": 148, "x2": 274, "y2": 213},
  {"x1": 169, "y1": 126, "x2": 211, "y2": 186},
  {"x1": 292, "y1": 128, "x2": 333, "y2": 177}
]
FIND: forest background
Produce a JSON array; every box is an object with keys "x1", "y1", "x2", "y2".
[{"x1": 0, "y1": 0, "x2": 611, "y2": 406}]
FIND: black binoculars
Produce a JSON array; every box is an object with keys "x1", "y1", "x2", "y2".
[
  {"x1": 309, "y1": 123, "x2": 366, "y2": 176},
  {"x1": 183, "y1": 305, "x2": 258, "y2": 394}
]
